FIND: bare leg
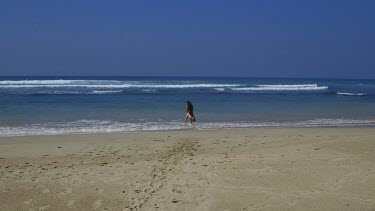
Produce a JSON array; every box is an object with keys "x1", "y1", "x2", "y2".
[{"x1": 184, "y1": 113, "x2": 189, "y2": 124}]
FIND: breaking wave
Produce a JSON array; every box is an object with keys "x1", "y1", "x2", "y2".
[
  {"x1": 336, "y1": 92, "x2": 366, "y2": 96},
  {"x1": 91, "y1": 90, "x2": 123, "y2": 94},
  {"x1": 232, "y1": 84, "x2": 328, "y2": 91},
  {"x1": 1, "y1": 118, "x2": 374, "y2": 137},
  {"x1": 0, "y1": 79, "x2": 241, "y2": 89},
  {"x1": 0, "y1": 80, "x2": 331, "y2": 94},
  {"x1": 213, "y1": 88, "x2": 225, "y2": 92}
]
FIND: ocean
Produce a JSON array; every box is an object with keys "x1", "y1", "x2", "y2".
[{"x1": 0, "y1": 76, "x2": 374, "y2": 136}]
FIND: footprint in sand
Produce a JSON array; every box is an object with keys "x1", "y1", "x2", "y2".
[
  {"x1": 93, "y1": 199, "x2": 102, "y2": 209},
  {"x1": 59, "y1": 188, "x2": 72, "y2": 195},
  {"x1": 96, "y1": 188, "x2": 104, "y2": 194},
  {"x1": 37, "y1": 205, "x2": 50, "y2": 210},
  {"x1": 67, "y1": 200, "x2": 75, "y2": 207},
  {"x1": 23, "y1": 199, "x2": 33, "y2": 204}
]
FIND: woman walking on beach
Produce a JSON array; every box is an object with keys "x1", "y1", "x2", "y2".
[{"x1": 184, "y1": 101, "x2": 196, "y2": 124}]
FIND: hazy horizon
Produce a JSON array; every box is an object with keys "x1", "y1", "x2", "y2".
[{"x1": 1, "y1": 75, "x2": 375, "y2": 80}]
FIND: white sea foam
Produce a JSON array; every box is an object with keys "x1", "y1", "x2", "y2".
[
  {"x1": 1, "y1": 119, "x2": 374, "y2": 137},
  {"x1": 0, "y1": 120, "x2": 187, "y2": 137},
  {"x1": 0, "y1": 80, "x2": 121, "y2": 85},
  {"x1": 34, "y1": 90, "x2": 122, "y2": 95},
  {"x1": 0, "y1": 80, "x2": 330, "y2": 91},
  {"x1": 142, "y1": 89, "x2": 158, "y2": 93},
  {"x1": 257, "y1": 84, "x2": 320, "y2": 87},
  {"x1": 336, "y1": 92, "x2": 365, "y2": 96},
  {"x1": 198, "y1": 119, "x2": 375, "y2": 128},
  {"x1": 91, "y1": 90, "x2": 123, "y2": 94},
  {"x1": 37, "y1": 91, "x2": 84, "y2": 95},
  {"x1": 0, "y1": 83, "x2": 241, "y2": 89},
  {"x1": 232, "y1": 84, "x2": 328, "y2": 91}
]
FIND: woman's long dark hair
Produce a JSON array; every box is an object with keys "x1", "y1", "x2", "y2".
[{"x1": 186, "y1": 101, "x2": 194, "y2": 112}]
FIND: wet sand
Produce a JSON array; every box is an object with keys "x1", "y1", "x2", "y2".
[{"x1": 1, "y1": 127, "x2": 375, "y2": 210}]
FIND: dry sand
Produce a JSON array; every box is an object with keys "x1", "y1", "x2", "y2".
[{"x1": 0, "y1": 127, "x2": 375, "y2": 211}]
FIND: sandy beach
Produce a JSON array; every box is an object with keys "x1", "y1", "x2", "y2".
[{"x1": 1, "y1": 127, "x2": 375, "y2": 211}]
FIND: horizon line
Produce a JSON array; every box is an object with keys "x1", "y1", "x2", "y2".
[{"x1": 0, "y1": 75, "x2": 374, "y2": 80}]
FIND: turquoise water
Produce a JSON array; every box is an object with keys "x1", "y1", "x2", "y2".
[{"x1": 0, "y1": 76, "x2": 375, "y2": 136}]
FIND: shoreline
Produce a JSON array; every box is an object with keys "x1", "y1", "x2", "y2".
[
  {"x1": 1, "y1": 127, "x2": 375, "y2": 210},
  {"x1": 2, "y1": 124, "x2": 375, "y2": 138}
]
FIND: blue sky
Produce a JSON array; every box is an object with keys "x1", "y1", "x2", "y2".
[{"x1": 1, "y1": 1, "x2": 374, "y2": 78}]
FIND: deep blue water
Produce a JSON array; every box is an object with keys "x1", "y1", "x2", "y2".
[{"x1": 0, "y1": 76, "x2": 375, "y2": 136}]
